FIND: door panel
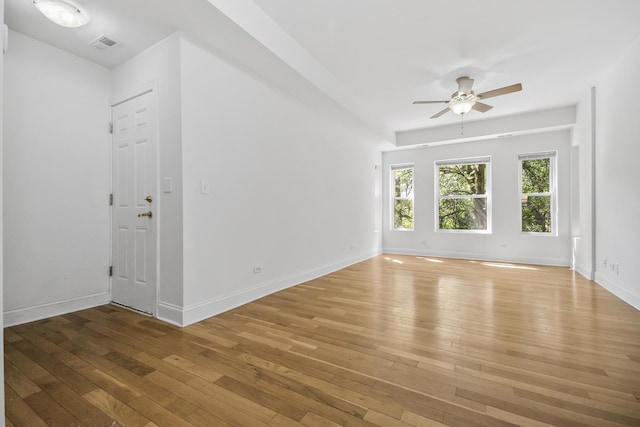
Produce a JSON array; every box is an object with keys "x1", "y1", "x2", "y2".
[{"x1": 111, "y1": 90, "x2": 156, "y2": 314}]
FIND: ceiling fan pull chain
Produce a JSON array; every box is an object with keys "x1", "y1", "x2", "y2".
[{"x1": 460, "y1": 114, "x2": 464, "y2": 135}]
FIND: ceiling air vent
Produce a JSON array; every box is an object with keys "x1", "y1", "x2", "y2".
[{"x1": 89, "y1": 35, "x2": 117, "y2": 51}]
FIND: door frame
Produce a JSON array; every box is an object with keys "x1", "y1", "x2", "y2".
[{"x1": 109, "y1": 81, "x2": 160, "y2": 316}]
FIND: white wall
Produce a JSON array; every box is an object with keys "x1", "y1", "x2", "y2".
[
  {"x1": 178, "y1": 37, "x2": 382, "y2": 325},
  {"x1": 572, "y1": 89, "x2": 595, "y2": 279},
  {"x1": 3, "y1": 31, "x2": 111, "y2": 326},
  {"x1": 1, "y1": 0, "x2": 6, "y2": 417},
  {"x1": 111, "y1": 34, "x2": 185, "y2": 318},
  {"x1": 383, "y1": 130, "x2": 572, "y2": 266},
  {"x1": 594, "y1": 36, "x2": 640, "y2": 310},
  {"x1": 2, "y1": 28, "x2": 383, "y2": 332}
]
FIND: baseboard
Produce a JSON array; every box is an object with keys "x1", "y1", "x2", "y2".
[
  {"x1": 595, "y1": 273, "x2": 640, "y2": 311},
  {"x1": 574, "y1": 262, "x2": 595, "y2": 280},
  {"x1": 161, "y1": 250, "x2": 382, "y2": 327},
  {"x1": 4, "y1": 291, "x2": 111, "y2": 327},
  {"x1": 156, "y1": 301, "x2": 184, "y2": 327},
  {"x1": 384, "y1": 247, "x2": 570, "y2": 267}
]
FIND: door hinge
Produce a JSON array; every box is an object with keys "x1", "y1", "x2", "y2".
[
  {"x1": 109, "y1": 122, "x2": 113, "y2": 134},
  {"x1": 109, "y1": 193, "x2": 113, "y2": 206},
  {"x1": 109, "y1": 266, "x2": 113, "y2": 277}
]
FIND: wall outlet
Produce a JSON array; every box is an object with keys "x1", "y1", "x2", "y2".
[
  {"x1": 603, "y1": 259, "x2": 607, "y2": 268},
  {"x1": 253, "y1": 265, "x2": 262, "y2": 274},
  {"x1": 162, "y1": 177, "x2": 173, "y2": 193},
  {"x1": 200, "y1": 179, "x2": 210, "y2": 195}
]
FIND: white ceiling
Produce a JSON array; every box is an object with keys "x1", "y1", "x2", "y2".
[
  {"x1": 5, "y1": 0, "x2": 175, "y2": 68},
  {"x1": 5, "y1": 0, "x2": 640, "y2": 139}
]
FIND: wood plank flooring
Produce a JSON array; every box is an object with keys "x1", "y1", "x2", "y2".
[{"x1": 5, "y1": 254, "x2": 640, "y2": 426}]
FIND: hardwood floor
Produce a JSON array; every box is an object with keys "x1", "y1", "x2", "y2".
[{"x1": 4, "y1": 254, "x2": 640, "y2": 426}]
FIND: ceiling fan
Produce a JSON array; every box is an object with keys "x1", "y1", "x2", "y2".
[{"x1": 413, "y1": 76, "x2": 522, "y2": 119}]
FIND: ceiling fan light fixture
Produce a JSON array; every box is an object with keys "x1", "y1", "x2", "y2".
[
  {"x1": 448, "y1": 95, "x2": 476, "y2": 115},
  {"x1": 33, "y1": 0, "x2": 90, "y2": 28}
]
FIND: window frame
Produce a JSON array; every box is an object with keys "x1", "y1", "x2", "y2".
[
  {"x1": 435, "y1": 156, "x2": 492, "y2": 234},
  {"x1": 518, "y1": 151, "x2": 557, "y2": 236},
  {"x1": 390, "y1": 164, "x2": 415, "y2": 231}
]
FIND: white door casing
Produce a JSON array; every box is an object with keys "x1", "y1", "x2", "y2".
[{"x1": 111, "y1": 90, "x2": 157, "y2": 314}]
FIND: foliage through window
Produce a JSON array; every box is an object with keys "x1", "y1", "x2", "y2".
[
  {"x1": 520, "y1": 152, "x2": 556, "y2": 233},
  {"x1": 391, "y1": 165, "x2": 414, "y2": 230},
  {"x1": 436, "y1": 157, "x2": 490, "y2": 231}
]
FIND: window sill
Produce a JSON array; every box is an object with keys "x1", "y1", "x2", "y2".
[
  {"x1": 520, "y1": 231, "x2": 558, "y2": 237},
  {"x1": 436, "y1": 229, "x2": 491, "y2": 234}
]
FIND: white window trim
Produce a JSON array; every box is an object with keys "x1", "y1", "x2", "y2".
[
  {"x1": 390, "y1": 164, "x2": 414, "y2": 231},
  {"x1": 518, "y1": 151, "x2": 557, "y2": 236},
  {"x1": 435, "y1": 157, "x2": 492, "y2": 234}
]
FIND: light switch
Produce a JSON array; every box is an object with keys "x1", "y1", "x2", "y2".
[{"x1": 162, "y1": 177, "x2": 173, "y2": 193}]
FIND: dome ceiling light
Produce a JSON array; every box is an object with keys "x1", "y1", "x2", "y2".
[{"x1": 32, "y1": 0, "x2": 90, "y2": 28}]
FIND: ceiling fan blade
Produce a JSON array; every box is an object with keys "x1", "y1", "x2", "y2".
[
  {"x1": 477, "y1": 83, "x2": 522, "y2": 100},
  {"x1": 413, "y1": 100, "x2": 448, "y2": 104},
  {"x1": 457, "y1": 76, "x2": 474, "y2": 95},
  {"x1": 430, "y1": 108, "x2": 450, "y2": 119},
  {"x1": 472, "y1": 102, "x2": 493, "y2": 113}
]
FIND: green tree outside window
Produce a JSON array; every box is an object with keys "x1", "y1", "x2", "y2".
[
  {"x1": 520, "y1": 154, "x2": 555, "y2": 233},
  {"x1": 437, "y1": 160, "x2": 489, "y2": 231},
  {"x1": 392, "y1": 166, "x2": 414, "y2": 230}
]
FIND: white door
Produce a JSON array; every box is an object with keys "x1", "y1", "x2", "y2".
[{"x1": 111, "y1": 90, "x2": 157, "y2": 315}]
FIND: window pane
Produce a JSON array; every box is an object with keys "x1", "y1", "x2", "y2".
[
  {"x1": 521, "y1": 195, "x2": 551, "y2": 232},
  {"x1": 394, "y1": 168, "x2": 413, "y2": 198},
  {"x1": 438, "y1": 198, "x2": 487, "y2": 230},
  {"x1": 522, "y1": 158, "x2": 550, "y2": 193},
  {"x1": 394, "y1": 199, "x2": 413, "y2": 229},
  {"x1": 439, "y1": 164, "x2": 487, "y2": 196}
]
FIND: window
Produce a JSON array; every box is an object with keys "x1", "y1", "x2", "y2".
[
  {"x1": 391, "y1": 165, "x2": 414, "y2": 230},
  {"x1": 519, "y1": 151, "x2": 556, "y2": 234},
  {"x1": 436, "y1": 157, "x2": 491, "y2": 232}
]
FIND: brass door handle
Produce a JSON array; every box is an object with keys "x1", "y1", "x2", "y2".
[
  {"x1": 145, "y1": 196, "x2": 153, "y2": 203},
  {"x1": 138, "y1": 211, "x2": 153, "y2": 218}
]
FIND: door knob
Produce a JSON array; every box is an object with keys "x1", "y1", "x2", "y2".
[
  {"x1": 145, "y1": 196, "x2": 153, "y2": 203},
  {"x1": 138, "y1": 211, "x2": 153, "y2": 218}
]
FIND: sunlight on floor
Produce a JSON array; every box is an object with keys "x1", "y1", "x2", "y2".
[
  {"x1": 384, "y1": 257, "x2": 404, "y2": 264},
  {"x1": 416, "y1": 257, "x2": 444, "y2": 263},
  {"x1": 470, "y1": 260, "x2": 538, "y2": 270}
]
